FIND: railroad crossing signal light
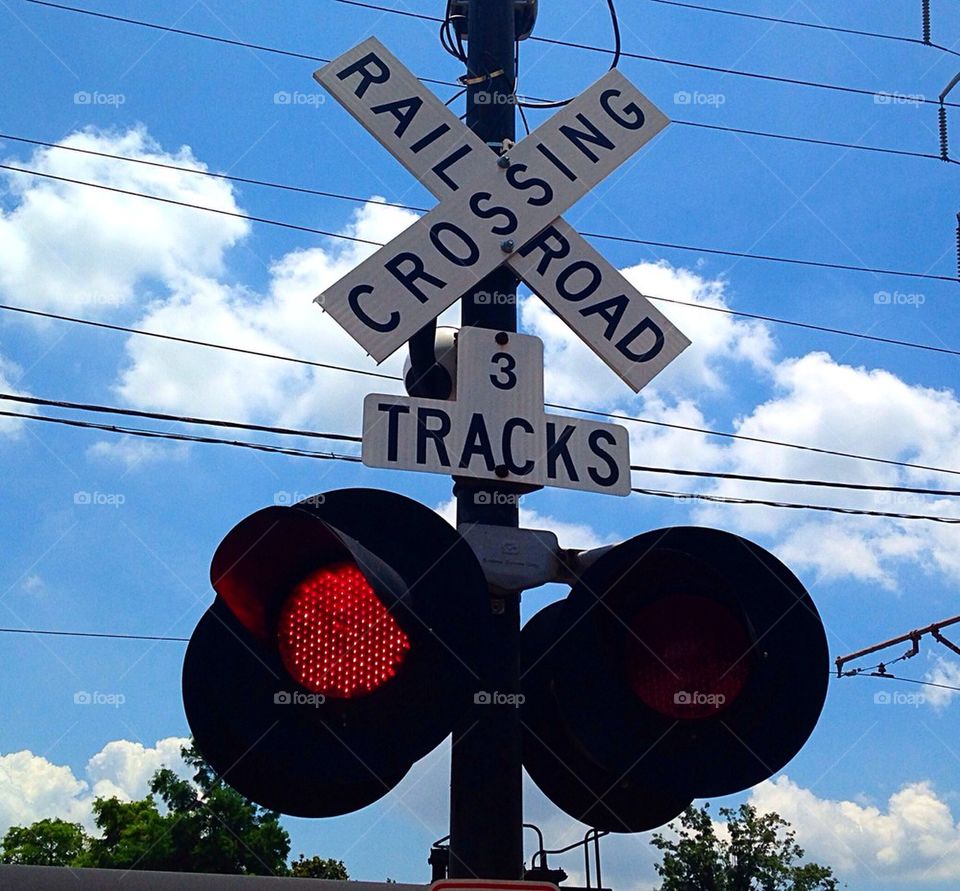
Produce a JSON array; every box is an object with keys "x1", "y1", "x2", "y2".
[
  {"x1": 521, "y1": 526, "x2": 829, "y2": 832},
  {"x1": 182, "y1": 488, "x2": 492, "y2": 817}
]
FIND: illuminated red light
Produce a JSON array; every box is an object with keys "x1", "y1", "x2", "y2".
[
  {"x1": 624, "y1": 594, "x2": 751, "y2": 720},
  {"x1": 277, "y1": 562, "x2": 411, "y2": 699}
]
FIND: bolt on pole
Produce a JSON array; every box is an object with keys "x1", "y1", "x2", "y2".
[{"x1": 449, "y1": 0, "x2": 525, "y2": 879}]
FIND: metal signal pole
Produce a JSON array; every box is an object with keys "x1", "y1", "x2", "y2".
[{"x1": 449, "y1": 0, "x2": 525, "y2": 879}]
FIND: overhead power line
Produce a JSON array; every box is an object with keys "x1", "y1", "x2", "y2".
[
  {"x1": 333, "y1": 0, "x2": 960, "y2": 109},
  {"x1": 645, "y1": 0, "x2": 960, "y2": 57},
  {"x1": 632, "y1": 487, "x2": 960, "y2": 524},
  {"x1": 4, "y1": 134, "x2": 959, "y2": 343},
  {"x1": 6, "y1": 303, "x2": 960, "y2": 481},
  {"x1": 19, "y1": 3, "x2": 953, "y2": 163},
  {"x1": 3, "y1": 161, "x2": 955, "y2": 285},
  {"x1": 0, "y1": 626, "x2": 189, "y2": 642},
  {"x1": 8, "y1": 406, "x2": 960, "y2": 524},
  {"x1": 6, "y1": 389, "x2": 960, "y2": 498}
]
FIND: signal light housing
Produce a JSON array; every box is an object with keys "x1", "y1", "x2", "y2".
[
  {"x1": 521, "y1": 526, "x2": 829, "y2": 828},
  {"x1": 183, "y1": 488, "x2": 492, "y2": 817}
]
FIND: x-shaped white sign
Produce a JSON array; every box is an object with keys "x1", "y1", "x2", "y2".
[{"x1": 314, "y1": 38, "x2": 690, "y2": 392}]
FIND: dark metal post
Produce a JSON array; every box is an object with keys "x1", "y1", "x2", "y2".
[{"x1": 449, "y1": 0, "x2": 524, "y2": 879}]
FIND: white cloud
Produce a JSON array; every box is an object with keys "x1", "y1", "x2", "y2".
[
  {"x1": 0, "y1": 353, "x2": 31, "y2": 438},
  {"x1": 0, "y1": 127, "x2": 247, "y2": 314},
  {"x1": 111, "y1": 200, "x2": 416, "y2": 436},
  {"x1": 923, "y1": 657, "x2": 960, "y2": 712},
  {"x1": 749, "y1": 775, "x2": 960, "y2": 882},
  {"x1": 0, "y1": 737, "x2": 189, "y2": 834}
]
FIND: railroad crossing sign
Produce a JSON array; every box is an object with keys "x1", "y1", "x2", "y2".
[
  {"x1": 363, "y1": 327, "x2": 631, "y2": 495},
  {"x1": 314, "y1": 38, "x2": 690, "y2": 393}
]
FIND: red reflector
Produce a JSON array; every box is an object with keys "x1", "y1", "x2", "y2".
[
  {"x1": 277, "y1": 562, "x2": 411, "y2": 699},
  {"x1": 625, "y1": 594, "x2": 751, "y2": 720}
]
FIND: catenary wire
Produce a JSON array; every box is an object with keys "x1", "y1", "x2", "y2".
[
  {"x1": 0, "y1": 626, "x2": 190, "y2": 642},
  {"x1": 331, "y1": 0, "x2": 960, "y2": 108},
  {"x1": 854, "y1": 673, "x2": 960, "y2": 693},
  {"x1": 2, "y1": 161, "x2": 955, "y2": 284},
  {"x1": 5, "y1": 303, "x2": 960, "y2": 481},
  {"x1": 8, "y1": 408, "x2": 960, "y2": 523}
]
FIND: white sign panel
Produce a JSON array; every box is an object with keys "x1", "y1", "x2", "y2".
[
  {"x1": 510, "y1": 217, "x2": 691, "y2": 391},
  {"x1": 316, "y1": 58, "x2": 669, "y2": 363},
  {"x1": 315, "y1": 38, "x2": 688, "y2": 391},
  {"x1": 362, "y1": 328, "x2": 631, "y2": 496}
]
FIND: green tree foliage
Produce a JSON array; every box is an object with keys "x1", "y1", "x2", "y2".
[
  {"x1": 289, "y1": 854, "x2": 349, "y2": 879},
  {"x1": 651, "y1": 804, "x2": 840, "y2": 891},
  {"x1": 1, "y1": 818, "x2": 88, "y2": 866},
  {"x1": 0, "y1": 741, "x2": 347, "y2": 879}
]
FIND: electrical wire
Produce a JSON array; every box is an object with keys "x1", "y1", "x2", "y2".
[
  {"x1": 644, "y1": 0, "x2": 959, "y2": 55},
  {"x1": 0, "y1": 409, "x2": 363, "y2": 461},
  {"x1": 15, "y1": 7, "x2": 951, "y2": 162},
  {"x1": 331, "y1": 0, "x2": 960, "y2": 109},
  {"x1": 854, "y1": 673, "x2": 960, "y2": 694},
  {"x1": 0, "y1": 626, "x2": 189, "y2": 642},
  {"x1": 6, "y1": 303, "x2": 960, "y2": 481},
  {"x1": 2, "y1": 160, "x2": 955, "y2": 284},
  {"x1": 8, "y1": 407, "x2": 960, "y2": 524},
  {"x1": 6, "y1": 390, "x2": 960, "y2": 498},
  {"x1": 0, "y1": 393, "x2": 363, "y2": 444},
  {"x1": 632, "y1": 487, "x2": 960, "y2": 523}
]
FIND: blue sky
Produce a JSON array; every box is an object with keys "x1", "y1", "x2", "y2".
[{"x1": 2, "y1": 0, "x2": 960, "y2": 888}]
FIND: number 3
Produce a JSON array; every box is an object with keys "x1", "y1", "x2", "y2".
[{"x1": 490, "y1": 352, "x2": 517, "y2": 390}]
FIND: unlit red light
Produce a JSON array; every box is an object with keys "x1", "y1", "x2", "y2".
[
  {"x1": 277, "y1": 562, "x2": 411, "y2": 698},
  {"x1": 625, "y1": 593, "x2": 751, "y2": 720}
]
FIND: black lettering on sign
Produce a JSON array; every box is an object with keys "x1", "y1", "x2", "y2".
[
  {"x1": 377, "y1": 402, "x2": 410, "y2": 462},
  {"x1": 348, "y1": 284, "x2": 400, "y2": 332},
  {"x1": 410, "y1": 123, "x2": 451, "y2": 155},
  {"x1": 370, "y1": 96, "x2": 424, "y2": 138},
  {"x1": 546, "y1": 422, "x2": 578, "y2": 482},
  {"x1": 580, "y1": 294, "x2": 628, "y2": 339},
  {"x1": 459, "y1": 413, "x2": 496, "y2": 471},
  {"x1": 469, "y1": 192, "x2": 518, "y2": 236},
  {"x1": 600, "y1": 88, "x2": 646, "y2": 131},
  {"x1": 617, "y1": 318, "x2": 665, "y2": 362},
  {"x1": 384, "y1": 253, "x2": 447, "y2": 304},
  {"x1": 416, "y1": 408, "x2": 452, "y2": 466},
  {"x1": 432, "y1": 144, "x2": 473, "y2": 191},
  {"x1": 505, "y1": 163, "x2": 554, "y2": 207},
  {"x1": 489, "y1": 352, "x2": 518, "y2": 390},
  {"x1": 502, "y1": 418, "x2": 536, "y2": 476},
  {"x1": 587, "y1": 429, "x2": 620, "y2": 487},
  {"x1": 557, "y1": 260, "x2": 602, "y2": 302},
  {"x1": 429, "y1": 222, "x2": 480, "y2": 268},
  {"x1": 558, "y1": 114, "x2": 615, "y2": 163},
  {"x1": 336, "y1": 52, "x2": 390, "y2": 99},
  {"x1": 535, "y1": 143, "x2": 577, "y2": 182},
  {"x1": 517, "y1": 225, "x2": 571, "y2": 275}
]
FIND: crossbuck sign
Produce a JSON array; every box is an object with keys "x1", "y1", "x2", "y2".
[{"x1": 314, "y1": 39, "x2": 690, "y2": 393}]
